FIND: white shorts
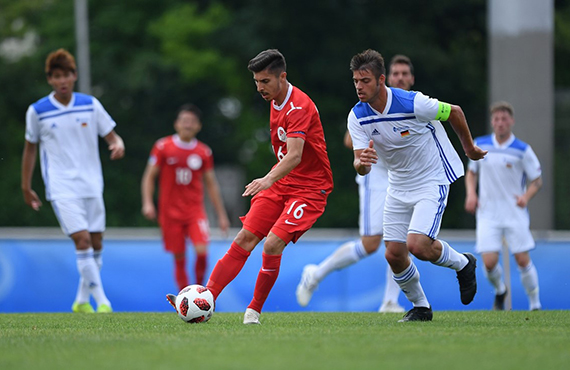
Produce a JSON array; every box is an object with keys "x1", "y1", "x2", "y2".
[
  {"x1": 475, "y1": 218, "x2": 535, "y2": 254},
  {"x1": 383, "y1": 185, "x2": 449, "y2": 243},
  {"x1": 358, "y1": 175, "x2": 386, "y2": 236},
  {"x1": 51, "y1": 197, "x2": 106, "y2": 236}
]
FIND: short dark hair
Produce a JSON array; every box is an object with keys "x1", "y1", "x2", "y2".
[
  {"x1": 45, "y1": 48, "x2": 76, "y2": 76},
  {"x1": 350, "y1": 49, "x2": 386, "y2": 79},
  {"x1": 389, "y1": 54, "x2": 414, "y2": 75},
  {"x1": 247, "y1": 49, "x2": 287, "y2": 76},
  {"x1": 177, "y1": 103, "x2": 202, "y2": 120},
  {"x1": 490, "y1": 101, "x2": 514, "y2": 117}
]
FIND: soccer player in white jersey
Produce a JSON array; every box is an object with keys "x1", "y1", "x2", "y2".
[
  {"x1": 21, "y1": 49, "x2": 125, "y2": 313},
  {"x1": 347, "y1": 49, "x2": 487, "y2": 322},
  {"x1": 297, "y1": 55, "x2": 428, "y2": 313},
  {"x1": 465, "y1": 102, "x2": 542, "y2": 311}
]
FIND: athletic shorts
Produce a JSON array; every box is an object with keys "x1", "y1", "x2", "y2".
[
  {"x1": 51, "y1": 197, "x2": 106, "y2": 236},
  {"x1": 358, "y1": 177, "x2": 386, "y2": 237},
  {"x1": 159, "y1": 216, "x2": 210, "y2": 254},
  {"x1": 383, "y1": 185, "x2": 449, "y2": 243},
  {"x1": 475, "y1": 218, "x2": 535, "y2": 254},
  {"x1": 240, "y1": 187, "x2": 328, "y2": 244}
]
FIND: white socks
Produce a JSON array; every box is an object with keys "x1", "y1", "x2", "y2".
[
  {"x1": 484, "y1": 263, "x2": 507, "y2": 295},
  {"x1": 432, "y1": 239, "x2": 468, "y2": 271},
  {"x1": 75, "y1": 248, "x2": 110, "y2": 306},
  {"x1": 519, "y1": 261, "x2": 541, "y2": 310},
  {"x1": 383, "y1": 265, "x2": 402, "y2": 304},
  {"x1": 393, "y1": 260, "x2": 429, "y2": 308},
  {"x1": 313, "y1": 240, "x2": 368, "y2": 282}
]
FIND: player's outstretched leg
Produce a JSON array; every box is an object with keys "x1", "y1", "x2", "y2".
[
  {"x1": 206, "y1": 242, "x2": 251, "y2": 300},
  {"x1": 296, "y1": 264, "x2": 319, "y2": 307}
]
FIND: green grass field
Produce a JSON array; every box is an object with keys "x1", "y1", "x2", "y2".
[{"x1": 1, "y1": 311, "x2": 569, "y2": 370}]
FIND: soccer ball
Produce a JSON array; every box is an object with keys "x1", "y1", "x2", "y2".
[{"x1": 175, "y1": 284, "x2": 215, "y2": 323}]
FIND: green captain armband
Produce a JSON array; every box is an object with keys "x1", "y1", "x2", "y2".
[{"x1": 435, "y1": 102, "x2": 452, "y2": 121}]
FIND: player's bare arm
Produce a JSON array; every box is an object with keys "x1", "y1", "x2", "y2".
[
  {"x1": 446, "y1": 105, "x2": 487, "y2": 160},
  {"x1": 204, "y1": 169, "x2": 230, "y2": 235},
  {"x1": 353, "y1": 140, "x2": 377, "y2": 176},
  {"x1": 243, "y1": 136, "x2": 305, "y2": 197},
  {"x1": 21, "y1": 140, "x2": 42, "y2": 211},
  {"x1": 141, "y1": 163, "x2": 160, "y2": 220},
  {"x1": 104, "y1": 130, "x2": 125, "y2": 160},
  {"x1": 464, "y1": 170, "x2": 479, "y2": 214},
  {"x1": 516, "y1": 176, "x2": 543, "y2": 208}
]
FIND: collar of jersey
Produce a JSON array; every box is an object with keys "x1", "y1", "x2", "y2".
[
  {"x1": 272, "y1": 83, "x2": 293, "y2": 111},
  {"x1": 492, "y1": 133, "x2": 515, "y2": 149},
  {"x1": 173, "y1": 135, "x2": 198, "y2": 150},
  {"x1": 49, "y1": 91, "x2": 75, "y2": 109}
]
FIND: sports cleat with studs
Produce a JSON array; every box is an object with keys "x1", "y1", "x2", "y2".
[
  {"x1": 72, "y1": 302, "x2": 95, "y2": 313},
  {"x1": 296, "y1": 264, "x2": 319, "y2": 307},
  {"x1": 398, "y1": 306, "x2": 433, "y2": 322},
  {"x1": 493, "y1": 289, "x2": 507, "y2": 311},
  {"x1": 96, "y1": 303, "x2": 113, "y2": 313},
  {"x1": 243, "y1": 308, "x2": 261, "y2": 325},
  {"x1": 166, "y1": 293, "x2": 177, "y2": 311},
  {"x1": 456, "y1": 253, "x2": 477, "y2": 305}
]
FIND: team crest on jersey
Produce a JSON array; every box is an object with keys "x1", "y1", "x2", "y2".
[
  {"x1": 277, "y1": 127, "x2": 287, "y2": 142},
  {"x1": 187, "y1": 154, "x2": 203, "y2": 170}
]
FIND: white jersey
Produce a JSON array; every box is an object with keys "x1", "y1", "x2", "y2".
[
  {"x1": 25, "y1": 92, "x2": 116, "y2": 200},
  {"x1": 468, "y1": 134, "x2": 541, "y2": 226},
  {"x1": 348, "y1": 87, "x2": 464, "y2": 191}
]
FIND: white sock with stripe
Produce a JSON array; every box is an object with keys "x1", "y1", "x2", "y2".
[
  {"x1": 393, "y1": 260, "x2": 429, "y2": 308},
  {"x1": 432, "y1": 239, "x2": 468, "y2": 271},
  {"x1": 313, "y1": 240, "x2": 368, "y2": 282}
]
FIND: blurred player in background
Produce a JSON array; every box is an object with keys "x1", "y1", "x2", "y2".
[
  {"x1": 141, "y1": 104, "x2": 230, "y2": 291},
  {"x1": 21, "y1": 48, "x2": 125, "y2": 313},
  {"x1": 465, "y1": 102, "x2": 542, "y2": 311},
  {"x1": 348, "y1": 49, "x2": 486, "y2": 322},
  {"x1": 166, "y1": 49, "x2": 333, "y2": 324},
  {"x1": 296, "y1": 55, "x2": 421, "y2": 313}
]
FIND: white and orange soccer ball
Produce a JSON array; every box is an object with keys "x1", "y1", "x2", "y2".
[{"x1": 175, "y1": 284, "x2": 214, "y2": 323}]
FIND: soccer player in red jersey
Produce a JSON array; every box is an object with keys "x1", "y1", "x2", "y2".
[
  {"x1": 141, "y1": 104, "x2": 230, "y2": 291},
  {"x1": 182, "y1": 49, "x2": 333, "y2": 324}
]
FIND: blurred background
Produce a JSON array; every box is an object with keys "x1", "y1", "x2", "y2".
[{"x1": 1, "y1": 0, "x2": 569, "y2": 231}]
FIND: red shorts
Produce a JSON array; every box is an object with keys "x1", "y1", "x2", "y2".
[
  {"x1": 240, "y1": 187, "x2": 328, "y2": 244},
  {"x1": 159, "y1": 216, "x2": 210, "y2": 254}
]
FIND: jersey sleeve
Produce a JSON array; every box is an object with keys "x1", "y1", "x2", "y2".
[
  {"x1": 149, "y1": 141, "x2": 164, "y2": 167},
  {"x1": 523, "y1": 145, "x2": 542, "y2": 181},
  {"x1": 25, "y1": 105, "x2": 40, "y2": 143},
  {"x1": 413, "y1": 92, "x2": 440, "y2": 123},
  {"x1": 93, "y1": 97, "x2": 117, "y2": 137},
  {"x1": 347, "y1": 109, "x2": 369, "y2": 150},
  {"x1": 284, "y1": 104, "x2": 312, "y2": 141},
  {"x1": 203, "y1": 144, "x2": 214, "y2": 171}
]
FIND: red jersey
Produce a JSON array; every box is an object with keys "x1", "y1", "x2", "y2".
[
  {"x1": 149, "y1": 135, "x2": 214, "y2": 222},
  {"x1": 270, "y1": 84, "x2": 333, "y2": 198}
]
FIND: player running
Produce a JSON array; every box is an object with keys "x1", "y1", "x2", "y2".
[{"x1": 347, "y1": 49, "x2": 486, "y2": 321}]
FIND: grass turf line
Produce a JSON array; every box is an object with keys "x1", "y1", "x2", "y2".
[{"x1": 1, "y1": 311, "x2": 569, "y2": 370}]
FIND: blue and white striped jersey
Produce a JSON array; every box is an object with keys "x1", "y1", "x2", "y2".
[
  {"x1": 347, "y1": 87, "x2": 463, "y2": 191},
  {"x1": 468, "y1": 134, "x2": 541, "y2": 225},
  {"x1": 25, "y1": 92, "x2": 116, "y2": 200}
]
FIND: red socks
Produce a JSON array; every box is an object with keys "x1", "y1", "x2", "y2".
[
  {"x1": 206, "y1": 242, "x2": 250, "y2": 300},
  {"x1": 195, "y1": 253, "x2": 207, "y2": 286},
  {"x1": 174, "y1": 257, "x2": 188, "y2": 292},
  {"x1": 247, "y1": 253, "x2": 282, "y2": 313}
]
